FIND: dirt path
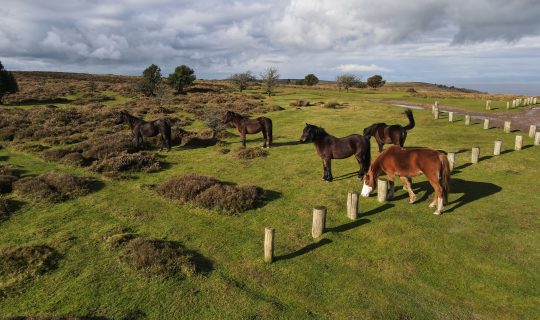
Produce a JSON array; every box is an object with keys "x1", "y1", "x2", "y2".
[{"x1": 390, "y1": 102, "x2": 540, "y2": 132}]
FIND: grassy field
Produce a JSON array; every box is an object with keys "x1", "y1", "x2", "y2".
[{"x1": 0, "y1": 77, "x2": 539, "y2": 319}]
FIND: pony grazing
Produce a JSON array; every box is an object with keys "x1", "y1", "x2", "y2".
[
  {"x1": 300, "y1": 124, "x2": 371, "y2": 182},
  {"x1": 360, "y1": 146, "x2": 451, "y2": 215},
  {"x1": 363, "y1": 109, "x2": 415, "y2": 152},
  {"x1": 115, "y1": 111, "x2": 172, "y2": 151},
  {"x1": 223, "y1": 111, "x2": 273, "y2": 148}
]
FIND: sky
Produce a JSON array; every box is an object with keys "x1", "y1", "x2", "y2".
[{"x1": 1, "y1": 0, "x2": 540, "y2": 88}]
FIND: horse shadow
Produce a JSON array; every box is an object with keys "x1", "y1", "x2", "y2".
[
  {"x1": 333, "y1": 171, "x2": 360, "y2": 181},
  {"x1": 271, "y1": 140, "x2": 303, "y2": 147},
  {"x1": 390, "y1": 178, "x2": 501, "y2": 213},
  {"x1": 274, "y1": 238, "x2": 332, "y2": 262}
]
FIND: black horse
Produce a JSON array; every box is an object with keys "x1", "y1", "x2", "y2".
[
  {"x1": 363, "y1": 109, "x2": 415, "y2": 152},
  {"x1": 300, "y1": 124, "x2": 371, "y2": 182},
  {"x1": 223, "y1": 111, "x2": 273, "y2": 148},
  {"x1": 115, "y1": 111, "x2": 172, "y2": 151}
]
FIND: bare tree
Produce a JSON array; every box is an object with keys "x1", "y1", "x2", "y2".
[
  {"x1": 229, "y1": 71, "x2": 256, "y2": 92},
  {"x1": 260, "y1": 67, "x2": 280, "y2": 96},
  {"x1": 336, "y1": 73, "x2": 360, "y2": 91}
]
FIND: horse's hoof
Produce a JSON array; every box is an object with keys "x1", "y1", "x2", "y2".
[
  {"x1": 428, "y1": 203, "x2": 436, "y2": 208},
  {"x1": 433, "y1": 211, "x2": 442, "y2": 215}
]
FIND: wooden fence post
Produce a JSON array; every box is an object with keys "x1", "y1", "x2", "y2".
[
  {"x1": 434, "y1": 108, "x2": 439, "y2": 119},
  {"x1": 264, "y1": 227, "x2": 275, "y2": 263},
  {"x1": 447, "y1": 152, "x2": 455, "y2": 171},
  {"x1": 529, "y1": 125, "x2": 537, "y2": 138},
  {"x1": 347, "y1": 192, "x2": 359, "y2": 220},
  {"x1": 515, "y1": 135, "x2": 523, "y2": 151},
  {"x1": 448, "y1": 112, "x2": 454, "y2": 122},
  {"x1": 493, "y1": 140, "x2": 502, "y2": 156},
  {"x1": 506, "y1": 102, "x2": 510, "y2": 110},
  {"x1": 483, "y1": 119, "x2": 490, "y2": 130},
  {"x1": 471, "y1": 147, "x2": 480, "y2": 164},
  {"x1": 377, "y1": 179, "x2": 388, "y2": 203},
  {"x1": 486, "y1": 100, "x2": 491, "y2": 110},
  {"x1": 504, "y1": 121, "x2": 511, "y2": 133},
  {"x1": 535, "y1": 132, "x2": 540, "y2": 146},
  {"x1": 312, "y1": 206, "x2": 326, "y2": 239},
  {"x1": 464, "y1": 115, "x2": 471, "y2": 125}
]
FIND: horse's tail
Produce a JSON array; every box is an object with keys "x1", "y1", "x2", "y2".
[
  {"x1": 439, "y1": 153, "x2": 451, "y2": 205},
  {"x1": 362, "y1": 135, "x2": 371, "y2": 173},
  {"x1": 403, "y1": 109, "x2": 415, "y2": 131}
]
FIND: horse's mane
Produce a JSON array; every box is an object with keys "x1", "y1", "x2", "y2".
[
  {"x1": 363, "y1": 122, "x2": 386, "y2": 137},
  {"x1": 228, "y1": 111, "x2": 249, "y2": 120},
  {"x1": 308, "y1": 124, "x2": 329, "y2": 139}
]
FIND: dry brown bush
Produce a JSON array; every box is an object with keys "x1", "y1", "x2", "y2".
[
  {"x1": 156, "y1": 174, "x2": 220, "y2": 202},
  {"x1": 107, "y1": 234, "x2": 211, "y2": 278},
  {"x1": 58, "y1": 152, "x2": 88, "y2": 167},
  {"x1": 0, "y1": 164, "x2": 19, "y2": 176},
  {"x1": 13, "y1": 172, "x2": 97, "y2": 202},
  {"x1": 0, "y1": 245, "x2": 60, "y2": 280},
  {"x1": 91, "y1": 151, "x2": 161, "y2": 175},
  {"x1": 230, "y1": 147, "x2": 268, "y2": 160},
  {"x1": 194, "y1": 184, "x2": 262, "y2": 215}
]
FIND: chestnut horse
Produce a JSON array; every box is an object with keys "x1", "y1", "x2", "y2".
[
  {"x1": 363, "y1": 109, "x2": 415, "y2": 152},
  {"x1": 223, "y1": 111, "x2": 273, "y2": 148},
  {"x1": 360, "y1": 146, "x2": 450, "y2": 215},
  {"x1": 115, "y1": 111, "x2": 172, "y2": 151},
  {"x1": 300, "y1": 124, "x2": 371, "y2": 182}
]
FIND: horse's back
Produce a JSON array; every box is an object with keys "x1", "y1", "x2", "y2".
[{"x1": 382, "y1": 146, "x2": 442, "y2": 174}]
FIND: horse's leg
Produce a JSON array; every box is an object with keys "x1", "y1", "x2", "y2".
[
  {"x1": 326, "y1": 159, "x2": 333, "y2": 182},
  {"x1": 159, "y1": 134, "x2": 164, "y2": 151},
  {"x1": 241, "y1": 128, "x2": 247, "y2": 147},
  {"x1": 400, "y1": 176, "x2": 416, "y2": 203},
  {"x1": 261, "y1": 126, "x2": 268, "y2": 148},
  {"x1": 387, "y1": 172, "x2": 395, "y2": 199},
  {"x1": 425, "y1": 172, "x2": 443, "y2": 214},
  {"x1": 321, "y1": 160, "x2": 328, "y2": 181}
]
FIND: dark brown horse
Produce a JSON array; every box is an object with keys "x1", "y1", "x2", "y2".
[
  {"x1": 115, "y1": 111, "x2": 172, "y2": 151},
  {"x1": 360, "y1": 146, "x2": 451, "y2": 215},
  {"x1": 223, "y1": 111, "x2": 273, "y2": 148},
  {"x1": 300, "y1": 124, "x2": 371, "y2": 182},
  {"x1": 363, "y1": 109, "x2": 415, "y2": 152}
]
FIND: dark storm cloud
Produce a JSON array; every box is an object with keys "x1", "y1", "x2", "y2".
[{"x1": 0, "y1": 0, "x2": 539, "y2": 81}]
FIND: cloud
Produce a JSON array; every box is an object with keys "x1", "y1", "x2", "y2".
[
  {"x1": 0, "y1": 0, "x2": 539, "y2": 83},
  {"x1": 336, "y1": 64, "x2": 390, "y2": 73}
]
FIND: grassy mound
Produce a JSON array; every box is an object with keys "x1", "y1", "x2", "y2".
[
  {"x1": 12, "y1": 172, "x2": 97, "y2": 203},
  {"x1": 107, "y1": 234, "x2": 211, "y2": 278},
  {"x1": 230, "y1": 147, "x2": 268, "y2": 160},
  {"x1": 157, "y1": 174, "x2": 264, "y2": 214}
]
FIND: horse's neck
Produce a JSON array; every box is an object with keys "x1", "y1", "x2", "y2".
[
  {"x1": 313, "y1": 131, "x2": 331, "y2": 145},
  {"x1": 232, "y1": 115, "x2": 246, "y2": 128},
  {"x1": 127, "y1": 115, "x2": 143, "y2": 129},
  {"x1": 370, "y1": 159, "x2": 383, "y2": 178}
]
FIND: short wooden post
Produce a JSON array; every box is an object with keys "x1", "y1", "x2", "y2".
[
  {"x1": 529, "y1": 125, "x2": 537, "y2": 138},
  {"x1": 448, "y1": 112, "x2": 454, "y2": 122},
  {"x1": 486, "y1": 100, "x2": 491, "y2": 110},
  {"x1": 431, "y1": 105, "x2": 436, "y2": 114},
  {"x1": 471, "y1": 147, "x2": 480, "y2": 164},
  {"x1": 312, "y1": 206, "x2": 326, "y2": 239},
  {"x1": 377, "y1": 179, "x2": 388, "y2": 203},
  {"x1": 434, "y1": 108, "x2": 439, "y2": 119},
  {"x1": 447, "y1": 152, "x2": 455, "y2": 171},
  {"x1": 515, "y1": 135, "x2": 523, "y2": 151},
  {"x1": 512, "y1": 100, "x2": 516, "y2": 108},
  {"x1": 483, "y1": 119, "x2": 490, "y2": 130},
  {"x1": 434, "y1": 101, "x2": 439, "y2": 108},
  {"x1": 464, "y1": 115, "x2": 471, "y2": 125},
  {"x1": 264, "y1": 227, "x2": 274, "y2": 263},
  {"x1": 506, "y1": 102, "x2": 510, "y2": 110},
  {"x1": 534, "y1": 97, "x2": 537, "y2": 104},
  {"x1": 347, "y1": 192, "x2": 359, "y2": 220},
  {"x1": 504, "y1": 121, "x2": 511, "y2": 133},
  {"x1": 535, "y1": 132, "x2": 540, "y2": 146},
  {"x1": 493, "y1": 140, "x2": 502, "y2": 155}
]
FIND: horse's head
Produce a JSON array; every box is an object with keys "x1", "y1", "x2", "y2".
[
  {"x1": 222, "y1": 111, "x2": 234, "y2": 124},
  {"x1": 361, "y1": 170, "x2": 375, "y2": 197},
  {"x1": 300, "y1": 123, "x2": 315, "y2": 143},
  {"x1": 115, "y1": 111, "x2": 126, "y2": 124},
  {"x1": 363, "y1": 124, "x2": 376, "y2": 138}
]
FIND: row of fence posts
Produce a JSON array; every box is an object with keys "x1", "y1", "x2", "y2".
[{"x1": 486, "y1": 97, "x2": 537, "y2": 110}]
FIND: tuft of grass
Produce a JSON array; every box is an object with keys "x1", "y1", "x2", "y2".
[
  {"x1": 194, "y1": 184, "x2": 263, "y2": 215},
  {"x1": 323, "y1": 101, "x2": 340, "y2": 109},
  {"x1": 156, "y1": 174, "x2": 219, "y2": 202},
  {"x1": 91, "y1": 151, "x2": 161, "y2": 176}
]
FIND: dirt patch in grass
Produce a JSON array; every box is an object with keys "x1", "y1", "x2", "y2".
[
  {"x1": 12, "y1": 171, "x2": 99, "y2": 203},
  {"x1": 107, "y1": 234, "x2": 212, "y2": 278},
  {"x1": 230, "y1": 147, "x2": 268, "y2": 160},
  {"x1": 157, "y1": 174, "x2": 268, "y2": 214}
]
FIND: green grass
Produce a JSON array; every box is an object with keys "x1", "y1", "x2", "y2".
[{"x1": 0, "y1": 89, "x2": 539, "y2": 319}]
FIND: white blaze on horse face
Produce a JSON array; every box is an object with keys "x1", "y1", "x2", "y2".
[{"x1": 361, "y1": 182, "x2": 372, "y2": 197}]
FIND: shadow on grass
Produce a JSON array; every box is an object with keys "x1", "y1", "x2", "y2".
[
  {"x1": 333, "y1": 171, "x2": 360, "y2": 181},
  {"x1": 275, "y1": 238, "x2": 332, "y2": 262},
  {"x1": 0, "y1": 155, "x2": 8, "y2": 162},
  {"x1": 445, "y1": 178, "x2": 502, "y2": 213},
  {"x1": 272, "y1": 140, "x2": 303, "y2": 147},
  {"x1": 182, "y1": 137, "x2": 219, "y2": 149},
  {"x1": 326, "y1": 218, "x2": 370, "y2": 233}
]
